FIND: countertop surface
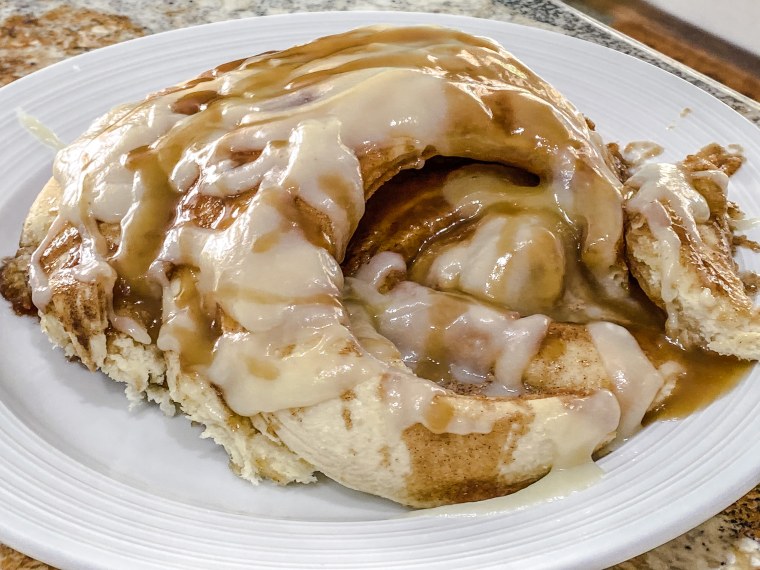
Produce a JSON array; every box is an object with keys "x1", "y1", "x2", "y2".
[{"x1": 0, "y1": 1, "x2": 757, "y2": 569}]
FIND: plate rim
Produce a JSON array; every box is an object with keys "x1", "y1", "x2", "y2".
[{"x1": 0, "y1": 9, "x2": 758, "y2": 570}]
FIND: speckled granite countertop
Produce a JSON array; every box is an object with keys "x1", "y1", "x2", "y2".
[{"x1": 0, "y1": 1, "x2": 757, "y2": 569}]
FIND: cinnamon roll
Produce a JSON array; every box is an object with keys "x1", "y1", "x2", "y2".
[{"x1": 1, "y1": 26, "x2": 755, "y2": 507}]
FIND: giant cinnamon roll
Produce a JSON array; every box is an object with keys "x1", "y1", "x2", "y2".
[{"x1": 1, "y1": 26, "x2": 757, "y2": 507}]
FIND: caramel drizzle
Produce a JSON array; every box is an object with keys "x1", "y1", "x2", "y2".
[
  {"x1": 33, "y1": 26, "x2": 657, "y2": 423},
  {"x1": 170, "y1": 266, "x2": 221, "y2": 369}
]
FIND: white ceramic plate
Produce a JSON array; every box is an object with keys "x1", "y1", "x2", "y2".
[{"x1": 0, "y1": 11, "x2": 758, "y2": 570}]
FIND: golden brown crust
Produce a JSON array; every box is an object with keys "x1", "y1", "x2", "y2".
[
  {"x1": 402, "y1": 411, "x2": 538, "y2": 506},
  {"x1": 0, "y1": 252, "x2": 34, "y2": 316},
  {"x1": 606, "y1": 142, "x2": 632, "y2": 183},
  {"x1": 0, "y1": 177, "x2": 66, "y2": 316},
  {"x1": 523, "y1": 323, "x2": 609, "y2": 396},
  {"x1": 624, "y1": 145, "x2": 760, "y2": 358},
  {"x1": 683, "y1": 143, "x2": 745, "y2": 177}
]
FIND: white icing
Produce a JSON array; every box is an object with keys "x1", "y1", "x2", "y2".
[
  {"x1": 690, "y1": 168, "x2": 729, "y2": 191},
  {"x1": 627, "y1": 163, "x2": 711, "y2": 242},
  {"x1": 540, "y1": 389, "x2": 621, "y2": 468},
  {"x1": 419, "y1": 161, "x2": 637, "y2": 324},
  {"x1": 28, "y1": 215, "x2": 67, "y2": 308},
  {"x1": 622, "y1": 140, "x2": 664, "y2": 171},
  {"x1": 354, "y1": 251, "x2": 408, "y2": 290},
  {"x1": 208, "y1": 321, "x2": 386, "y2": 414},
  {"x1": 16, "y1": 109, "x2": 66, "y2": 151},
  {"x1": 587, "y1": 322, "x2": 665, "y2": 439},
  {"x1": 731, "y1": 217, "x2": 760, "y2": 232},
  {"x1": 382, "y1": 373, "x2": 450, "y2": 431},
  {"x1": 343, "y1": 299, "x2": 404, "y2": 365},
  {"x1": 349, "y1": 255, "x2": 550, "y2": 396},
  {"x1": 625, "y1": 163, "x2": 713, "y2": 317},
  {"x1": 111, "y1": 314, "x2": 151, "y2": 345},
  {"x1": 423, "y1": 213, "x2": 565, "y2": 314},
  {"x1": 551, "y1": 144, "x2": 624, "y2": 294},
  {"x1": 439, "y1": 163, "x2": 548, "y2": 217}
]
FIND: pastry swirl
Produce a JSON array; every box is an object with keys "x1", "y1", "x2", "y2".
[{"x1": 1, "y1": 26, "x2": 756, "y2": 507}]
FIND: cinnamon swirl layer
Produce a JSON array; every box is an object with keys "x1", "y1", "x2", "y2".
[{"x1": 1, "y1": 26, "x2": 754, "y2": 507}]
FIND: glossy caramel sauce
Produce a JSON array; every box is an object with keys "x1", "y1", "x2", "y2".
[
  {"x1": 633, "y1": 327, "x2": 752, "y2": 421},
  {"x1": 343, "y1": 157, "x2": 474, "y2": 273},
  {"x1": 109, "y1": 146, "x2": 179, "y2": 341},
  {"x1": 112, "y1": 276, "x2": 163, "y2": 341},
  {"x1": 415, "y1": 291, "x2": 478, "y2": 385},
  {"x1": 171, "y1": 90, "x2": 220, "y2": 116},
  {"x1": 423, "y1": 397, "x2": 456, "y2": 434},
  {"x1": 175, "y1": 188, "x2": 259, "y2": 232},
  {"x1": 344, "y1": 157, "x2": 652, "y2": 324},
  {"x1": 343, "y1": 157, "x2": 754, "y2": 416},
  {"x1": 169, "y1": 266, "x2": 220, "y2": 370}
]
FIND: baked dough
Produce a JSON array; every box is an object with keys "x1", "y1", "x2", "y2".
[
  {"x1": 625, "y1": 145, "x2": 760, "y2": 358},
  {"x1": 1, "y1": 27, "x2": 755, "y2": 507}
]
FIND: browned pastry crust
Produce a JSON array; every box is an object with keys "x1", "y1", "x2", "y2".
[
  {"x1": 1, "y1": 28, "x2": 756, "y2": 508},
  {"x1": 624, "y1": 145, "x2": 760, "y2": 358}
]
